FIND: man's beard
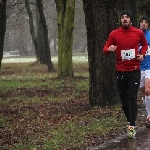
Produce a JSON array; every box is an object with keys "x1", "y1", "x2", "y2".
[
  {"x1": 141, "y1": 26, "x2": 147, "y2": 31},
  {"x1": 121, "y1": 22, "x2": 131, "y2": 28}
]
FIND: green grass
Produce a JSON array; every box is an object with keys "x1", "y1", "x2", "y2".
[
  {"x1": 0, "y1": 59, "x2": 128, "y2": 150},
  {"x1": 45, "y1": 111, "x2": 124, "y2": 149},
  {"x1": 0, "y1": 117, "x2": 5, "y2": 128}
]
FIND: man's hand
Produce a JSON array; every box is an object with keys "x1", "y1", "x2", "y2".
[
  {"x1": 108, "y1": 45, "x2": 117, "y2": 52},
  {"x1": 137, "y1": 54, "x2": 145, "y2": 61}
]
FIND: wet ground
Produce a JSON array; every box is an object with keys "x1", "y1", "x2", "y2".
[{"x1": 88, "y1": 126, "x2": 150, "y2": 150}]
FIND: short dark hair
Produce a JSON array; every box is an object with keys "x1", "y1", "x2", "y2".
[
  {"x1": 121, "y1": 10, "x2": 132, "y2": 19},
  {"x1": 139, "y1": 16, "x2": 150, "y2": 25}
]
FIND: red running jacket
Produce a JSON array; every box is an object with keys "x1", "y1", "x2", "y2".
[{"x1": 103, "y1": 25, "x2": 148, "y2": 71}]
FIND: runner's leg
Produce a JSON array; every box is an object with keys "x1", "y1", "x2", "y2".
[
  {"x1": 145, "y1": 71, "x2": 150, "y2": 118},
  {"x1": 116, "y1": 71, "x2": 130, "y2": 122},
  {"x1": 128, "y1": 70, "x2": 140, "y2": 126}
]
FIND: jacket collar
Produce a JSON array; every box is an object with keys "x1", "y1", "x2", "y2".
[
  {"x1": 142, "y1": 29, "x2": 149, "y2": 34},
  {"x1": 119, "y1": 25, "x2": 132, "y2": 31}
]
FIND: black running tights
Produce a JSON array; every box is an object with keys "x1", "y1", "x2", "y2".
[{"x1": 116, "y1": 70, "x2": 140, "y2": 126}]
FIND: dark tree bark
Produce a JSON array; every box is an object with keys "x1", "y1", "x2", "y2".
[
  {"x1": 36, "y1": 0, "x2": 55, "y2": 72},
  {"x1": 25, "y1": 0, "x2": 40, "y2": 61},
  {"x1": 36, "y1": 8, "x2": 47, "y2": 64},
  {"x1": 83, "y1": 0, "x2": 119, "y2": 106},
  {"x1": 0, "y1": 0, "x2": 7, "y2": 68}
]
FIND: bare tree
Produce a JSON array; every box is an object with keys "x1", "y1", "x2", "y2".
[
  {"x1": 55, "y1": 0, "x2": 75, "y2": 77},
  {"x1": 83, "y1": 0, "x2": 119, "y2": 106},
  {"x1": 36, "y1": 0, "x2": 55, "y2": 71},
  {"x1": 0, "y1": 0, "x2": 7, "y2": 68},
  {"x1": 25, "y1": 0, "x2": 40, "y2": 60}
]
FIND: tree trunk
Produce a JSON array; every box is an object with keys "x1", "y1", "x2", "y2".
[
  {"x1": 36, "y1": 8, "x2": 47, "y2": 64},
  {"x1": 36, "y1": 0, "x2": 55, "y2": 72},
  {"x1": 25, "y1": 0, "x2": 40, "y2": 61},
  {"x1": 0, "y1": 0, "x2": 7, "y2": 68},
  {"x1": 55, "y1": 0, "x2": 75, "y2": 77},
  {"x1": 83, "y1": 0, "x2": 119, "y2": 106}
]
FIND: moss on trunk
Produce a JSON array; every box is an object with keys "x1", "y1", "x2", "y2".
[{"x1": 55, "y1": 0, "x2": 75, "y2": 77}]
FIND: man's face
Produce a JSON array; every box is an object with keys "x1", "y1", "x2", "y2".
[
  {"x1": 140, "y1": 20, "x2": 148, "y2": 30},
  {"x1": 121, "y1": 14, "x2": 131, "y2": 28}
]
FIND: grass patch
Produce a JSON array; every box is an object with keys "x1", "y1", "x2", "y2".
[
  {"x1": 0, "y1": 117, "x2": 5, "y2": 128},
  {"x1": 0, "y1": 57, "x2": 145, "y2": 150}
]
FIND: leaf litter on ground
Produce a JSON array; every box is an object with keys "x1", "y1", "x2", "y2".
[{"x1": 0, "y1": 62, "x2": 147, "y2": 150}]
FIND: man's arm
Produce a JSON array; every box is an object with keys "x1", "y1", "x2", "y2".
[
  {"x1": 103, "y1": 32, "x2": 116, "y2": 54},
  {"x1": 139, "y1": 32, "x2": 148, "y2": 55}
]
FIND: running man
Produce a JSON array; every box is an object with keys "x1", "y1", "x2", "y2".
[
  {"x1": 139, "y1": 16, "x2": 150, "y2": 127},
  {"x1": 103, "y1": 10, "x2": 148, "y2": 138}
]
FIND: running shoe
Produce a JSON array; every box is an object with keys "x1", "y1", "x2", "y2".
[
  {"x1": 127, "y1": 125, "x2": 136, "y2": 138},
  {"x1": 145, "y1": 117, "x2": 150, "y2": 127}
]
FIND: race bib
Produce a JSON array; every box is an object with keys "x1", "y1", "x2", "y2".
[
  {"x1": 121, "y1": 49, "x2": 135, "y2": 60},
  {"x1": 146, "y1": 46, "x2": 150, "y2": 55}
]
